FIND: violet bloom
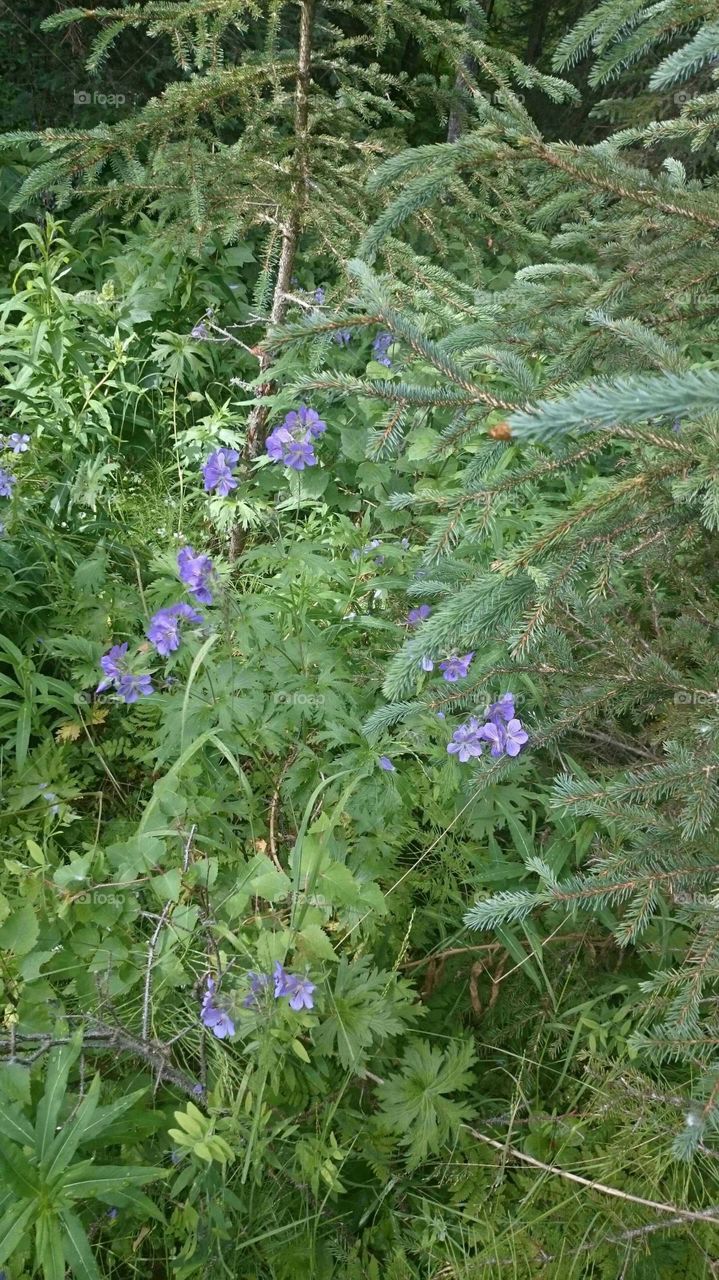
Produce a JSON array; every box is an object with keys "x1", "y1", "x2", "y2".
[
  {"x1": 284, "y1": 405, "x2": 326, "y2": 438},
  {"x1": 378, "y1": 755, "x2": 395, "y2": 772},
  {"x1": 407, "y1": 604, "x2": 431, "y2": 626},
  {"x1": 191, "y1": 321, "x2": 208, "y2": 340},
  {"x1": 243, "y1": 971, "x2": 272, "y2": 1008},
  {"x1": 116, "y1": 672, "x2": 153, "y2": 704},
  {"x1": 372, "y1": 332, "x2": 393, "y2": 367},
  {"x1": 266, "y1": 426, "x2": 316, "y2": 470},
  {"x1": 146, "y1": 602, "x2": 204, "y2": 657},
  {"x1": 203, "y1": 448, "x2": 239, "y2": 496},
  {"x1": 286, "y1": 975, "x2": 315, "y2": 1012},
  {"x1": 200, "y1": 977, "x2": 235, "y2": 1040},
  {"x1": 401, "y1": 537, "x2": 410, "y2": 550},
  {"x1": 487, "y1": 692, "x2": 515, "y2": 725},
  {"x1": 314, "y1": 287, "x2": 326, "y2": 303},
  {"x1": 38, "y1": 781, "x2": 60, "y2": 816},
  {"x1": 477, "y1": 719, "x2": 506, "y2": 758},
  {"x1": 421, "y1": 656, "x2": 434, "y2": 672},
  {"x1": 333, "y1": 329, "x2": 352, "y2": 346},
  {"x1": 273, "y1": 961, "x2": 293, "y2": 998},
  {"x1": 177, "y1": 546, "x2": 214, "y2": 605},
  {"x1": 504, "y1": 718, "x2": 529, "y2": 757},
  {"x1": 8, "y1": 433, "x2": 30, "y2": 453},
  {"x1": 0, "y1": 469, "x2": 16, "y2": 498},
  {"x1": 97, "y1": 642, "x2": 129, "y2": 693},
  {"x1": 447, "y1": 718, "x2": 485, "y2": 763},
  {"x1": 672, "y1": 417, "x2": 682, "y2": 433},
  {"x1": 439, "y1": 653, "x2": 474, "y2": 682}
]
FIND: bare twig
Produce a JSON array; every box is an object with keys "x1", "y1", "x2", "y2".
[{"x1": 463, "y1": 1125, "x2": 719, "y2": 1225}]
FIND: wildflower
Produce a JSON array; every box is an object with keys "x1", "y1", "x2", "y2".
[
  {"x1": 266, "y1": 426, "x2": 316, "y2": 470},
  {"x1": 476, "y1": 719, "x2": 506, "y2": 758},
  {"x1": 350, "y1": 548, "x2": 361, "y2": 563},
  {"x1": 436, "y1": 711, "x2": 446, "y2": 719},
  {"x1": 177, "y1": 546, "x2": 214, "y2": 604},
  {"x1": 378, "y1": 755, "x2": 395, "y2": 771},
  {"x1": 38, "y1": 782, "x2": 60, "y2": 816},
  {"x1": 503, "y1": 718, "x2": 529, "y2": 757},
  {"x1": 368, "y1": 538, "x2": 382, "y2": 549},
  {"x1": 283, "y1": 405, "x2": 326, "y2": 438},
  {"x1": 333, "y1": 329, "x2": 351, "y2": 346},
  {"x1": 372, "y1": 332, "x2": 393, "y2": 367},
  {"x1": 146, "y1": 602, "x2": 204, "y2": 658},
  {"x1": 487, "y1": 692, "x2": 515, "y2": 725},
  {"x1": 314, "y1": 287, "x2": 325, "y2": 303},
  {"x1": 273, "y1": 962, "x2": 316, "y2": 1011},
  {"x1": 421, "y1": 656, "x2": 434, "y2": 672},
  {"x1": 243, "y1": 971, "x2": 272, "y2": 1008},
  {"x1": 191, "y1": 321, "x2": 208, "y2": 340},
  {"x1": 447, "y1": 718, "x2": 485, "y2": 763},
  {"x1": 407, "y1": 604, "x2": 431, "y2": 626},
  {"x1": 97, "y1": 642, "x2": 129, "y2": 693},
  {"x1": 107, "y1": 1208, "x2": 119, "y2": 1221},
  {"x1": 401, "y1": 537, "x2": 410, "y2": 550},
  {"x1": 202, "y1": 448, "x2": 239, "y2": 497},
  {"x1": 200, "y1": 977, "x2": 235, "y2": 1039},
  {"x1": 0, "y1": 469, "x2": 16, "y2": 497},
  {"x1": 672, "y1": 417, "x2": 682, "y2": 433},
  {"x1": 116, "y1": 672, "x2": 154, "y2": 705},
  {"x1": 8, "y1": 432, "x2": 30, "y2": 453},
  {"x1": 374, "y1": 555, "x2": 385, "y2": 566},
  {"x1": 439, "y1": 653, "x2": 474, "y2": 682}
]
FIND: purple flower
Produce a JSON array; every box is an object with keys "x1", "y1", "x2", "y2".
[
  {"x1": 374, "y1": 555, "x2": 385, "y2": 566},
  {"x1": 421, "y1": 656, "x2": 434, "y2": 672},
  {"x1": 286, "y1": 975, "x2": 315, "y2": 1012},
  {"x1": 447, "y1": 717, "x2": 485, "y2": 763},
  {"x1": 401, "y1": 537, "x2": 410, "y2": 550},
  {"x1": 266, "y1": 427, "x2": 316, "y2": 470},
  {"x1": 97, "y1": 642, "x2": 129, "y2": 693},
  {"x1": 191, "y1": 321, "x2": 209, "y2": 340},
  {"x1": 439, "y1": 653, "x2": 474, "y2": 682},
  {"x1": 8, "y1": 433, "x2": 30, "y2": 453},
  {"x1": 672, "y1": 417, "x2": 682, "y2": 433},
  {"x1": 273, "y1": 962, "x2": 315, "y2": 1011},
  {"x1": 504, "y1": 717, "x2": 529, "y2": 757},
  {"x1": 243, "y1": 971, "x2": 272, "y2": 1008},
  {"x1": 200, "y1": 976, "x2": 235, "y2": 1039},
  {"x1": 116, "y1": 672, "x2": 154, "y2": 704},
  {"x1": 0, "y1": 469, "x2": 16, "y2": 498},
  {"x1": 407, "y1": 604, "x2": 431, "y2": 626},
  {"x1": 284, "y1": 405, "x2": 326, "y2": 438},
  {"x1": 333, "y1": 329, "x2": 352, "y2": 346},
  {"x1": 350, "y1": 548, "x2": 361, "y2": 563},
  {"x1": 487, "y1": 692, "x2": 515, "y2": 725},
  {"x1": 378, "y1": 755, "x2": 395, "y2": 772},
  {"x1": 314, "y1": 287, "x2": 325, "y2": 303},
  {"x1": 372, "y1": 332, "x2": 393, "y2": 367},
  {"x1": 107, "y1": 1208, "x2": 119, "y2": 1221},
  {"x1": 146, "y1": 602, "x2": 204, "y2": 657},
  {"x1": 477, "y1": 719, "x2": 506, "y2": 758},
  {"x1": 203, "y1": 448, "x2": 239, "y2": 496},
  {"x1": 177, "y1": 546, "x2": 214, "y2": 605},
  {"x1": 273, "y1": 961, "x2": 294, "y2": 998},
  {"x1": 38, "y1": 782, "x2": 60, "y2": 816}
]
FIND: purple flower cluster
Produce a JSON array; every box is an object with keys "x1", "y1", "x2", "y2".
[
  {"x1": 96, "y1": 643, "x2": 154, "y2": 704},
  {"x1": 147, "y1": 602, "x2": 204, "y2": 657},
  {"x1": 178, "y1": 546, "x2": 214, "y2": 604},
  {"x1": 407, "y1": 604, "x2": 431, "y2": 626},
  {"x1": 266, "y1": 404, "x2": 326, "y2": 471},
  {"x1": 447, "y1": 693, "x2": 528, "y2": 763},
  {"x1": 200, "y1": 977, "x2": 235, "y2": 1039},
  {"x1": 203, "y1": 448, "x2": 239, "y2": 496},
  {"x1": 240, "y1": 962, "x2": 316, "y2": 1014},
  {"x1": 333, "y1": 329, "x2": 352, "y2": 347},
  {"x1": 372, "y1": 332, "x2": 393, "y2": 367},
  {"x1": 0, "y1": 469, "x2": 16, "y2": 498}
]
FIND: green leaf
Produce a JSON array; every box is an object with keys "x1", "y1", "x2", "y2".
[
  {"x1": 43, "y1": 1074, "x2": 101, "y2": 1181},
  {"x1": 0, "y1": 1199, "x2": 35, "y2": 1264},
  {"x1": 35, "y1": 1034, "x2": 83, "y2": 1161},
  {"x1": 297, "y1": 923, "x2": 337, "y2": 962},
  {"x1": 0, "y1": 1097, "x2": 35, "y2": 1147},
  {"x1": 36, "y1": 1213, "x2": 66, "y2": 1280},
  {"x1": 59, "y1": 1208, "x2": 102, "y2": 1280},
  {"x1": 61, "y1": 1163, "x2": 167, "y2": 1198},
  {"x1": 0, "y1": 901, "x2": 39, "y2": 956}
]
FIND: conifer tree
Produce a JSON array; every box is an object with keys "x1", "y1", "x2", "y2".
[{"x1": 268, "y1": 0, "x2": 719, "y2": 1151}]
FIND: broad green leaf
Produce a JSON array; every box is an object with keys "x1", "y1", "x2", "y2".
[
  {"x1": 35, "y1": 1034, "x2": 83, "y2": 1160},
  {"x1": 0, "y1": 901, "x2": 39, "y2": 956},
  {"x1": 61, "y1": 1163, "x2": 166, "y2": 1198},
  {"x1": 79, "y1": 1087, "x2": 147, "y2": 1143},
  {"x1": 36, "y1": 1213, "x2": 65, "y2": 1280},
  {"x1": 59, "y1": 1209, "x2": 102, "y2": 1280},
  {"x1": 0, "y1": 1199, "x2": 34, "y2": 1264},
  {"x1": 43, "y1": 1073, "x2": 101, "y2": 1180},
  {"x1": 0, "y1": 1097, "x2": 35, "y2": 1147}
]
